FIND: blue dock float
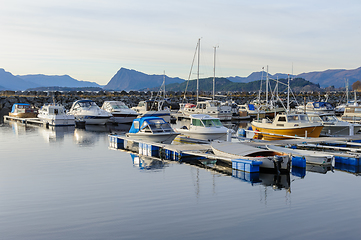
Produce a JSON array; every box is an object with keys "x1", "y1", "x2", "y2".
[
  {"x1": 231, "y1": 159, "x2": 262, "y2": 173},
  {"x1": 108, "y1": 134, "x2": 267, "y2": 173}
]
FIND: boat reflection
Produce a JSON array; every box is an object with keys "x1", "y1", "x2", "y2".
[
  {"x1": 306, "y1": 164, "x2": 333, "y2": 174},
  {"x1": 39, "y1": 125, "x2": 75, "y2": 143},
  {"x1": 8, "y1": 121, "x2": 37, "y2": 136},
  {"x1": 130, "y1": 153, "x2": 168, "y2": 171}
]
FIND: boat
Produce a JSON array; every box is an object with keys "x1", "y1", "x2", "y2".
[
  {"x1": 37, "y1": 103, "x2": 75, "y2": 126},
  {"x1": 238, "y1": 103, "x2": 266, "y2": 119},
  {"x1": 211, "y1": 141, "x2": 291, "y2": 173},
  {"x1": 174, "y1": 114, "x2": 229, "y2": 141},
  {"x1": 101, "y1": 101, "x2": 138, "y2": 124},
  {"x1": 296, "y1": 101, "x2": 335, "y2": 114},
  {"x1": 131, "y1": 100, "x2": 171, "y2": 122},
  {"x1": 307, "y1": 112, "x2": 361, "y2": 136},
  {"x1": 9, "y1": 103, "x2": 37, "y2": 118},
  {"x1": 250, "y1": 112, "x2": 324, "y2": 140},
  {"x1": 179, "y1": 40, "x2": 232, "y2": 121},
  {"x1": 340, "y1": 105, "x2": 361, "y2": 123},
  {"x1": 125, "y1": 116, "x2": 180, "y2": 144},
  {"x1": 68, "y1": 99, "x2": 112, "y2": 125},
  {"x1": 180, "y1": 100, "x2": 232, "y2": 121},
  {"x1": 266, "y1": 145, "x2": 334, "y2": 165}
]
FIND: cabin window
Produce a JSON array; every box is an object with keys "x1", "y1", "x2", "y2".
[
  {"x1": 278, "y1": 116, "x2": 286, "y2": 122},
  {"x1": 134, "y1": 121, "x2": 139, "y2": 129},
  {"x1": 299, "y1": 115, "x2": 308, "y2": 121},
  {"x1": 202, "y1": 119, "x2": 223, "y2": 127},
  {"x1": 287, "y1": 115, "x2": 299, "y2": 122},
  {"x1": 192, "y1": 119, "x2": 203, "y2": 127},
  {"x1": 138, "y1": 102, "x2": 144, "y2": 107}
]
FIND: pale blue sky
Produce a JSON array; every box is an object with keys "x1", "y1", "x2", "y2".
[{"x1": 1, "y1": 0, "x2": 360, "y2": 85}]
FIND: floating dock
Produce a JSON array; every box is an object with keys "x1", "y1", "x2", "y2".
[
  {"x1": 109, "y1": 134, "x2": 264, "y2": 173},
  {"x1": 4, "y1": 116, "x2": 43, "y2": 125}
]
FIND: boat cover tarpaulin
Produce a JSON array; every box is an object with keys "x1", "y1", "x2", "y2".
[
  {"x1": 11, "y1": 103, "x2": 30, "y2": 112},
  {"x1": 129, "y1": 117, "x2": 166, "y2": 133}
]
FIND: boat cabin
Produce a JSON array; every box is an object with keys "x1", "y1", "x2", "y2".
[
  {"x1": 129, "y1": 117, "x2": 174, "y2": 134},
  {"x1": 272, "y1": 113, "x2": 310, "y2": 126}
]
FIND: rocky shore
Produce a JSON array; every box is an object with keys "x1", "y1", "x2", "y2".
[{"x1": 0, "y1": 90, "x2": 349, "y2": 123}]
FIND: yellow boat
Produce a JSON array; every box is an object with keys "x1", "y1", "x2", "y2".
[{"x1": 251, "y1": 112, "x2": 323, "y2": 140}]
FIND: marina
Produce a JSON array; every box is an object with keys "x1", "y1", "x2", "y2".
[{"x1": 1, "y1": 118, "x2": 361, "y2": 240}]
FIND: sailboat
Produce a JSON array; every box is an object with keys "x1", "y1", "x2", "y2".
[
  {"x1": 132, "y1": 72, "x2": 171, "y2": 122},
  {"x1": 180, "y1": 40, "x2": 232, "y2": 121},
  {"x1": 250, "y1": 75, "x2": 323, "y2": 140}
]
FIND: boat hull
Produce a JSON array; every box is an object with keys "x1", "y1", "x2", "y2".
[
  {"x1": 110, "y1": 113, "x2": 138, "y2": 124},
  {"x1": 211, "y1": 142, "x2": 291, "y2": 172},
  {"x1": 175, "y1": 129, "x2": 227, "y2": 141},
  {"x1": 75, "y1": 115, "x2": 111, "y2": 125},
  {"x1": 9, "y1": 112, "x2": 37, "y2": 118},
  {"x1": 251, "y1": 124, "x2": 323, "y2": 140},
  {"x1": 38, "y1": 116, "x2": 75, "y2": 126},
  {"x1": 125, "y1": 132, "x2": 180, "y2": 144}
]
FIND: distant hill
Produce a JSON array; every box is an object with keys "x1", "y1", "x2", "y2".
[
  {"x1": 228, "y1": 71, "x2": 291, "y2": 83},
  {"x1": 0, "y1": 68, "x2": 40, "y2": 90},
  {"x1": 26, "y1": 86, "x2": 104, "y2": 92},
  {"x1": 103, "y1": 68, "x2": 184, "y2": 91},
  {"x1": 18, "y1": 74, "x2": 101, "y2": 88},
  {"x1": 151, "y1": 77, "x2": 320, "y2": 92},
  {"x1": 296, "y1": 67, "x2": 361, "y2": 88},
  {"x1": 228, "y1": 67, "x2": 361, "y2": 88}
]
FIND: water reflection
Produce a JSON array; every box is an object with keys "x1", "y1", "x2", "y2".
[
  {"x1": 130, "y1": 153, "x2": 168, "y2": 171},
  {"x1": 39, "y1": 125, "x2": 75, "y2": 143},
  {"x1": 8, "y1": 121, "x2": 37, "y2": 136},
  {"x1": 334, "y1": 162, "x2": 361, "y2": 176}
]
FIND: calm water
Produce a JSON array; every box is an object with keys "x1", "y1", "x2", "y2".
[{"x1": 1, "y1": 121, "x2": 361, "y2": 240}]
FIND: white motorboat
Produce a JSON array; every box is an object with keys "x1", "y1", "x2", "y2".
[
  {"x1": 175, "y1": 114, "x2": 229, "y2": 141},
  {"x1": 101, "y1": 101, "x2": 138, "y2": 124},
  {"x1": 266, "y1": 145, "x2": 334, "y2": 166},
  {"x1": 37, "y1": 103, "x2": 75, "y2": 126},
  {"x1": 180, "y1": 100, "x2": 232, "y2": 121},
  {"x1": 69, "y1": 99, "x2": 112, "y2": 125},
  {"x1": 126, "y1": 116, "x2": 180, "y2": 144},
  {"x1": 296, "y1": 101, "x2": 335, "y2": 115},
  {"x1": 132, "y1": 100, "x2": 171, "y2": 123},
  {"x1": 308, "y1": 113, "x2": 361, "y2": 136},
  {"x1": 211, "y1": 142, "x2": 291, "y2": 173}
]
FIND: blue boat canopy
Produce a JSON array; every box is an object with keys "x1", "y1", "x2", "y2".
[
  {"x1": 129, "y1": 117, "x2": 167, "y2": 133},
  {"x1": 11, "y1": 103, "x2": 30, "y2": 112},
  {"x1": 313, "y1": 102, "x2": 333, "y2": 109},
  {"x1": 248, "y1": 104, "x2": 255, "y2": 111}
]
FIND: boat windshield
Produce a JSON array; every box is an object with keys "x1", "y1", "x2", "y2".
[
  {"x1": 321, "y1": 115, "x2": 337, "y2": 122},
  {"x1": 308, "y1": 116, "x2": 322, "y2": 123},
  {"x1": 141, "y1": 119, "x2": 173, "y2": 133},
  {"x1": 287, "y1": 115, "x2": 309, "y2": 122},
  {"x1": 78, "y1": 101, "x2": 97, "y2": 108},
  {"x1": 110, "y1": 103, "x2": 129, "y2": 109},
  {"x1": 201, "y1": 118, "x2": 223, "y2": 128}
]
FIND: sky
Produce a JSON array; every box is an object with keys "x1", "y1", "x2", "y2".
[{"x1": 1, "y1": 0, "x2": 361, "y2": 85}]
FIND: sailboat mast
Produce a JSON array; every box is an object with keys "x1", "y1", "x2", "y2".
[
  {"x1": 287, "y1": 74, "x2": 290, "y2": 112},
  {"x1": 213, "y1": 46, "x2": 216, "y2": 100},
  {"x1": 197, "y1": 38, "x2": 200, "y2": 103},
  {"x1": 265, "y1": 65, "x2": 269, "y2": 105}
]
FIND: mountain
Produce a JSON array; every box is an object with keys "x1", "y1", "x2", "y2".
[
  {"x1": 228, "y1": 71, "x2": 291, "y2": 83},
  {"x1": 228, "y1": 67, "x2": 361, "y2": 88},
  {"x1": 18, "y1": 74, "x2": 101, "y2": 88},
  {"x1": 0, "y1": 68, "x2": 39, "y2": 90},
  {"x1": 103, "y1": 68, "x2": 184, "y2": 91},
  {"x1": 155, "y1": 77, "x2": 320, "y2": 92},
  {"x1": 296, "y1": 67, "x2": 361, "y2": 88}
]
